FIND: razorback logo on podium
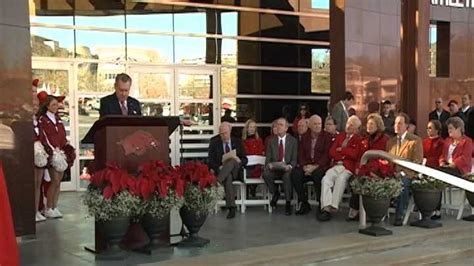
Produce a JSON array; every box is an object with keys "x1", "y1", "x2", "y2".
[{"x1": 118, "y1": 130, "x2": 160, "y2": 156}]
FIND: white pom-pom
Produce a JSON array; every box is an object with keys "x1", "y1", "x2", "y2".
[
  {"x1": 34, "y1": 141, "x2": 48, "y2": 168},
  {"x1": 51, "y1": 147, "x2": 68, "y2": 172}
]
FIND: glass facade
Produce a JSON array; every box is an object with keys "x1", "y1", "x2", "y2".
[{"x1": 30, "y1": 0, "x2": 330, "y2": 190}]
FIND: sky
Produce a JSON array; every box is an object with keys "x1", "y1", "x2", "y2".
[{"x1": 30, "y1": 1, "x2": 329, "y2": 62}]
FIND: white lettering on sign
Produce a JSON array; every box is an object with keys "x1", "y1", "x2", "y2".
[{"x1": 431, "y1": 0, "x2": 473, "y2": 8}]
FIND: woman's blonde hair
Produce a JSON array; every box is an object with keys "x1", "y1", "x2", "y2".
[
  {"x1": 242, "y1": 119, "x2": 260, "y2": 140},
  {"x1": 366, "y1": 113, "x2": 385, "y2": 132}
]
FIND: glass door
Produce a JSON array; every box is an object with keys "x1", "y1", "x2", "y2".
[
  {"x1": 32, "y1": 60, "x2": 78, "y2": 191},
  {"x1": 174, "y1": 68, "x2": 219, "y2": 164}
]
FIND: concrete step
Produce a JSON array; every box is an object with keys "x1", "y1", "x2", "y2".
[
  {"x1": 146, "y1": 220, "x2": 474, "y2": 266},
  {"x1": 317, "y1": 237, "x2": 474, "y2": 266}
]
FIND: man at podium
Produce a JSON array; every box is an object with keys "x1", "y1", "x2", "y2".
[{"x1": 99, "y1": 73, "x2": 142, "y2": 118}]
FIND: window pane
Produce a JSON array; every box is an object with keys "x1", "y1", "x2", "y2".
[
  {"x1": 141, "y1": 102, "x2": 172, "y2": 117},
  {"x1": 222, "y1": 39, "x2": 237, "y2": 65},
  {"x1": 125, "y1": 2, "x2": 173, "y2": 31},
  {"x1": 237, "y1": 69, "x2": 316, "y2": 95},
  {"x1": 127, "y1": 34, "x2": 173, "y2": 64},
  {"x1": 129, "y1": 72, "x2": 172, "y2": 100},
  {"x1": 75, "y1": 15, "x2": 125, "y2": 29},
  {"x1": 178, "y1": 73, "x2": 212, "y2": 100},
  {"x1": 77, "y1": 63, "x2": 126, "y2": 93},
  {"x1": 311, "y1": 48, "x2": 330, "y2": 93},
  {"x1": 236, "y1": 98, "x2": 328, "y2": 123},
  {"x1": 174, "y1": 12, "x2": 206, "y2": 34},
  {"x1": 30, "y1": 15, "x2": 73, "y2": 25},
  {"x1": 221, "y1": 68, "x2": 237, "y2": 97},
  {"x1": 175, "y1": 37, "x2": 207, "y2": 64},
  {"x1": 31, "y1": 27, "x2": 74, "y2": 58},
  {"x1": 221, "y1": 11, "x2": 238, "y2": 36},
  {"x1": 311, "y1": 0, "x2": 330, "y2": 9},
  {"x1": 237, "y1": 40, "x2": 317, "y2": 68},
  {"x1": 180, "y1": 103, "x2": 214, "y2": 125},
  {"x1": 75, "y1": 30, "x2": 125, "y2": 59}
]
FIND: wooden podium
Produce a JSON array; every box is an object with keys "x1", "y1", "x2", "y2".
[
  {"x1": 81, "y1": 116, "x2": 180, "y2": 256},
  {"x1": 82, "y1": 116, "x2": 180, "y2": 172}
]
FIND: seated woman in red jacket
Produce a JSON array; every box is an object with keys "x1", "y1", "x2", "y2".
[
  {"x1": 242, "y1": 119, "x2": 265, "y2": 197},
  {"x1": 37, "y1": 95, "x2": 69, "y2": 219},
  {"x1": 434, "y1": 117, "x2": 473, "y2": 218},
  {"x1": 423, "y1": 120, "x2": 444, "y2": 169},
  {"x1": 347, "y1": 113, "x2": 389, "y2": 221}
]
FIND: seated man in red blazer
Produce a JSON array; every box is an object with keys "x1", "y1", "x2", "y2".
[
  {"x1": 291, "y1": 115, "x2": 332, "y2": 215},
  {"x1": 318, "y1": 115, "x2": 362, "y2": 221}
]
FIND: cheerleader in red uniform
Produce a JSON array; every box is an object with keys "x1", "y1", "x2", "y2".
[
  {"x1": 37, "y1": 94, "x2": 71, "y2": 219},
  {"x1": 34, "y1": 91, "x2": 49, "y2": 222},
  {"x1": 242, "y1": 119, "x2": 265, "y2": 198}
]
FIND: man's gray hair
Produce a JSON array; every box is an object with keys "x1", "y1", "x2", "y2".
[
  {"x1": 220, "y1": 121, "x2": 232, "y2": 131},
  {"x1": 347, "y1": 115, "x2": 361, "y2": 128}
]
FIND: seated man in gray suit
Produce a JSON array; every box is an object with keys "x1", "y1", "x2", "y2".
[
  {"x1": 263, "y1": 118, "x2": 298, "y2": 216},
  {"x1": 208, "y1": 122, "x2": 247, "y2": 219}
]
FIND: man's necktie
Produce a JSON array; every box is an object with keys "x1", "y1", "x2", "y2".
[
  {"x1": 341, "y1": 134, "x2": 351, "y2": 148},
  {"x1": 120, "y1": 101, "x2": 128, "y2": 116},
  {"x1": 396, "y1": 136, "x2": 402, "y2": 154},
  {"x1": 278, "y1": 139, "x2": 284, "y2": 162},
  {"x1": 225, "y1": 142, "x2": 231, "y2": 153}
]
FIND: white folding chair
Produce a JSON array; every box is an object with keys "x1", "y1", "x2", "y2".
[{"x1": 241, "y1": 155, "x2": 268, "y2": 213}]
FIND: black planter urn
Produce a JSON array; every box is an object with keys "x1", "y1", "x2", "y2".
[
  {"x1": 95, "y1": 216, "x2": 130, "y2": 260},
  {"x1": 178, "y1": 207, "x2": 210, "y2": 247},
  {"x1": 141, "y1": 213, "x2": 171, "y2": 253},
  {"x1": 462, "y1": 191, "x2": 474, "y2": 222},
  {"x1": 359, "y1": 196, "x2": 392, "y2": 236},
  {"x1": 410, "y1": 189, "x2": 442, "y2": 228}
]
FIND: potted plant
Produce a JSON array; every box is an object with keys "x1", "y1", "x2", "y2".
[
  {"x1": 410, "y1": 175, "x2": 447, "y2": 228},
  {"x1": 138, "y1": 160, "x2": 185, "y2": 250},
  {"x1": 462, "y1": 173, "x2": 474, "y2": 222},
  {"x1": 178, "y1": 161, "x2": 224, "y2": 247},
  {"x1": 350, "y1": 159, "x2": 402, "y2": 236},
  {"x1": 82, "y1": 162, "x2": 142, "y2": 256}
]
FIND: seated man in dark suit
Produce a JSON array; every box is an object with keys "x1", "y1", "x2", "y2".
[
  {"x1": 99, "y1": 73, "x2": 142, "y2": 118},
  {"x1": 291, "y1": 115, "x2": 332, "y2": 215},
  {"x1": 263, "y1": 118, "x2": 298, "y2": 216},
  {"x1": 208, "y1": 122, "x2": 247, "y2": 219}
]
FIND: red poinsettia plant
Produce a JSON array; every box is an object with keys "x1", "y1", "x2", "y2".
[
  {"x1": 350, "y1": 159, "x2": 402, "y2": 200},
  {"x1": 84, "y1": 161, "x2": 185, "y2": 221},
  {"x1": 357, "y1": 159, "x2": 395, "y2": 179},
  {"x1": 178, "y1": 161, "x2": 223, "y2": 215}
]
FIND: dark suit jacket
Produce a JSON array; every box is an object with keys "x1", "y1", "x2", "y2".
[
  {"x1": 266, "y1": 134, "x2": 298, "y2": 168},
  {"x1": 467, "y1": 108, "x2": 474, "y2": 139},
  {"x1": 331, "y1": 101, "x2": 348, "y2": 133},
  {"x1": 208, "y1": 135, "x2": 247, "y2": 175},
  {"x1": 298, "y1": 131, "x2": 332, "y2": 171},
  {"x1": 99, "y1": 93, "x2": 142, "y2": 118},
  {"x1": 428, "y1": 109, "x2": 450, "y2": 124}
]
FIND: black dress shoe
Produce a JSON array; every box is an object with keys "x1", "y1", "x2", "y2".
[
  {"x1": 295, "y1": 202, "x2": 311, "y2": 215},
  {"x1": 393, "y1": 217, "x2": 403, "y2": 226},
  {"x1": 270, "y1": 193, "x2": 280, "y2": 207},
  {"x1": 285, "y1": 203, "x2": 292, "y2": 216},
  {"x1": 317, "y1": 210, "x2": 331, "y2": 222},
  {"x1": 345, "y1": 214, "x2": 359, "y2": 222},
  {"x1": 431, "y1": 214, "x2": 441, "y2": 220},
  {"x1": 226, "y1": 208, "x2": 236, "y2": 219}
]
